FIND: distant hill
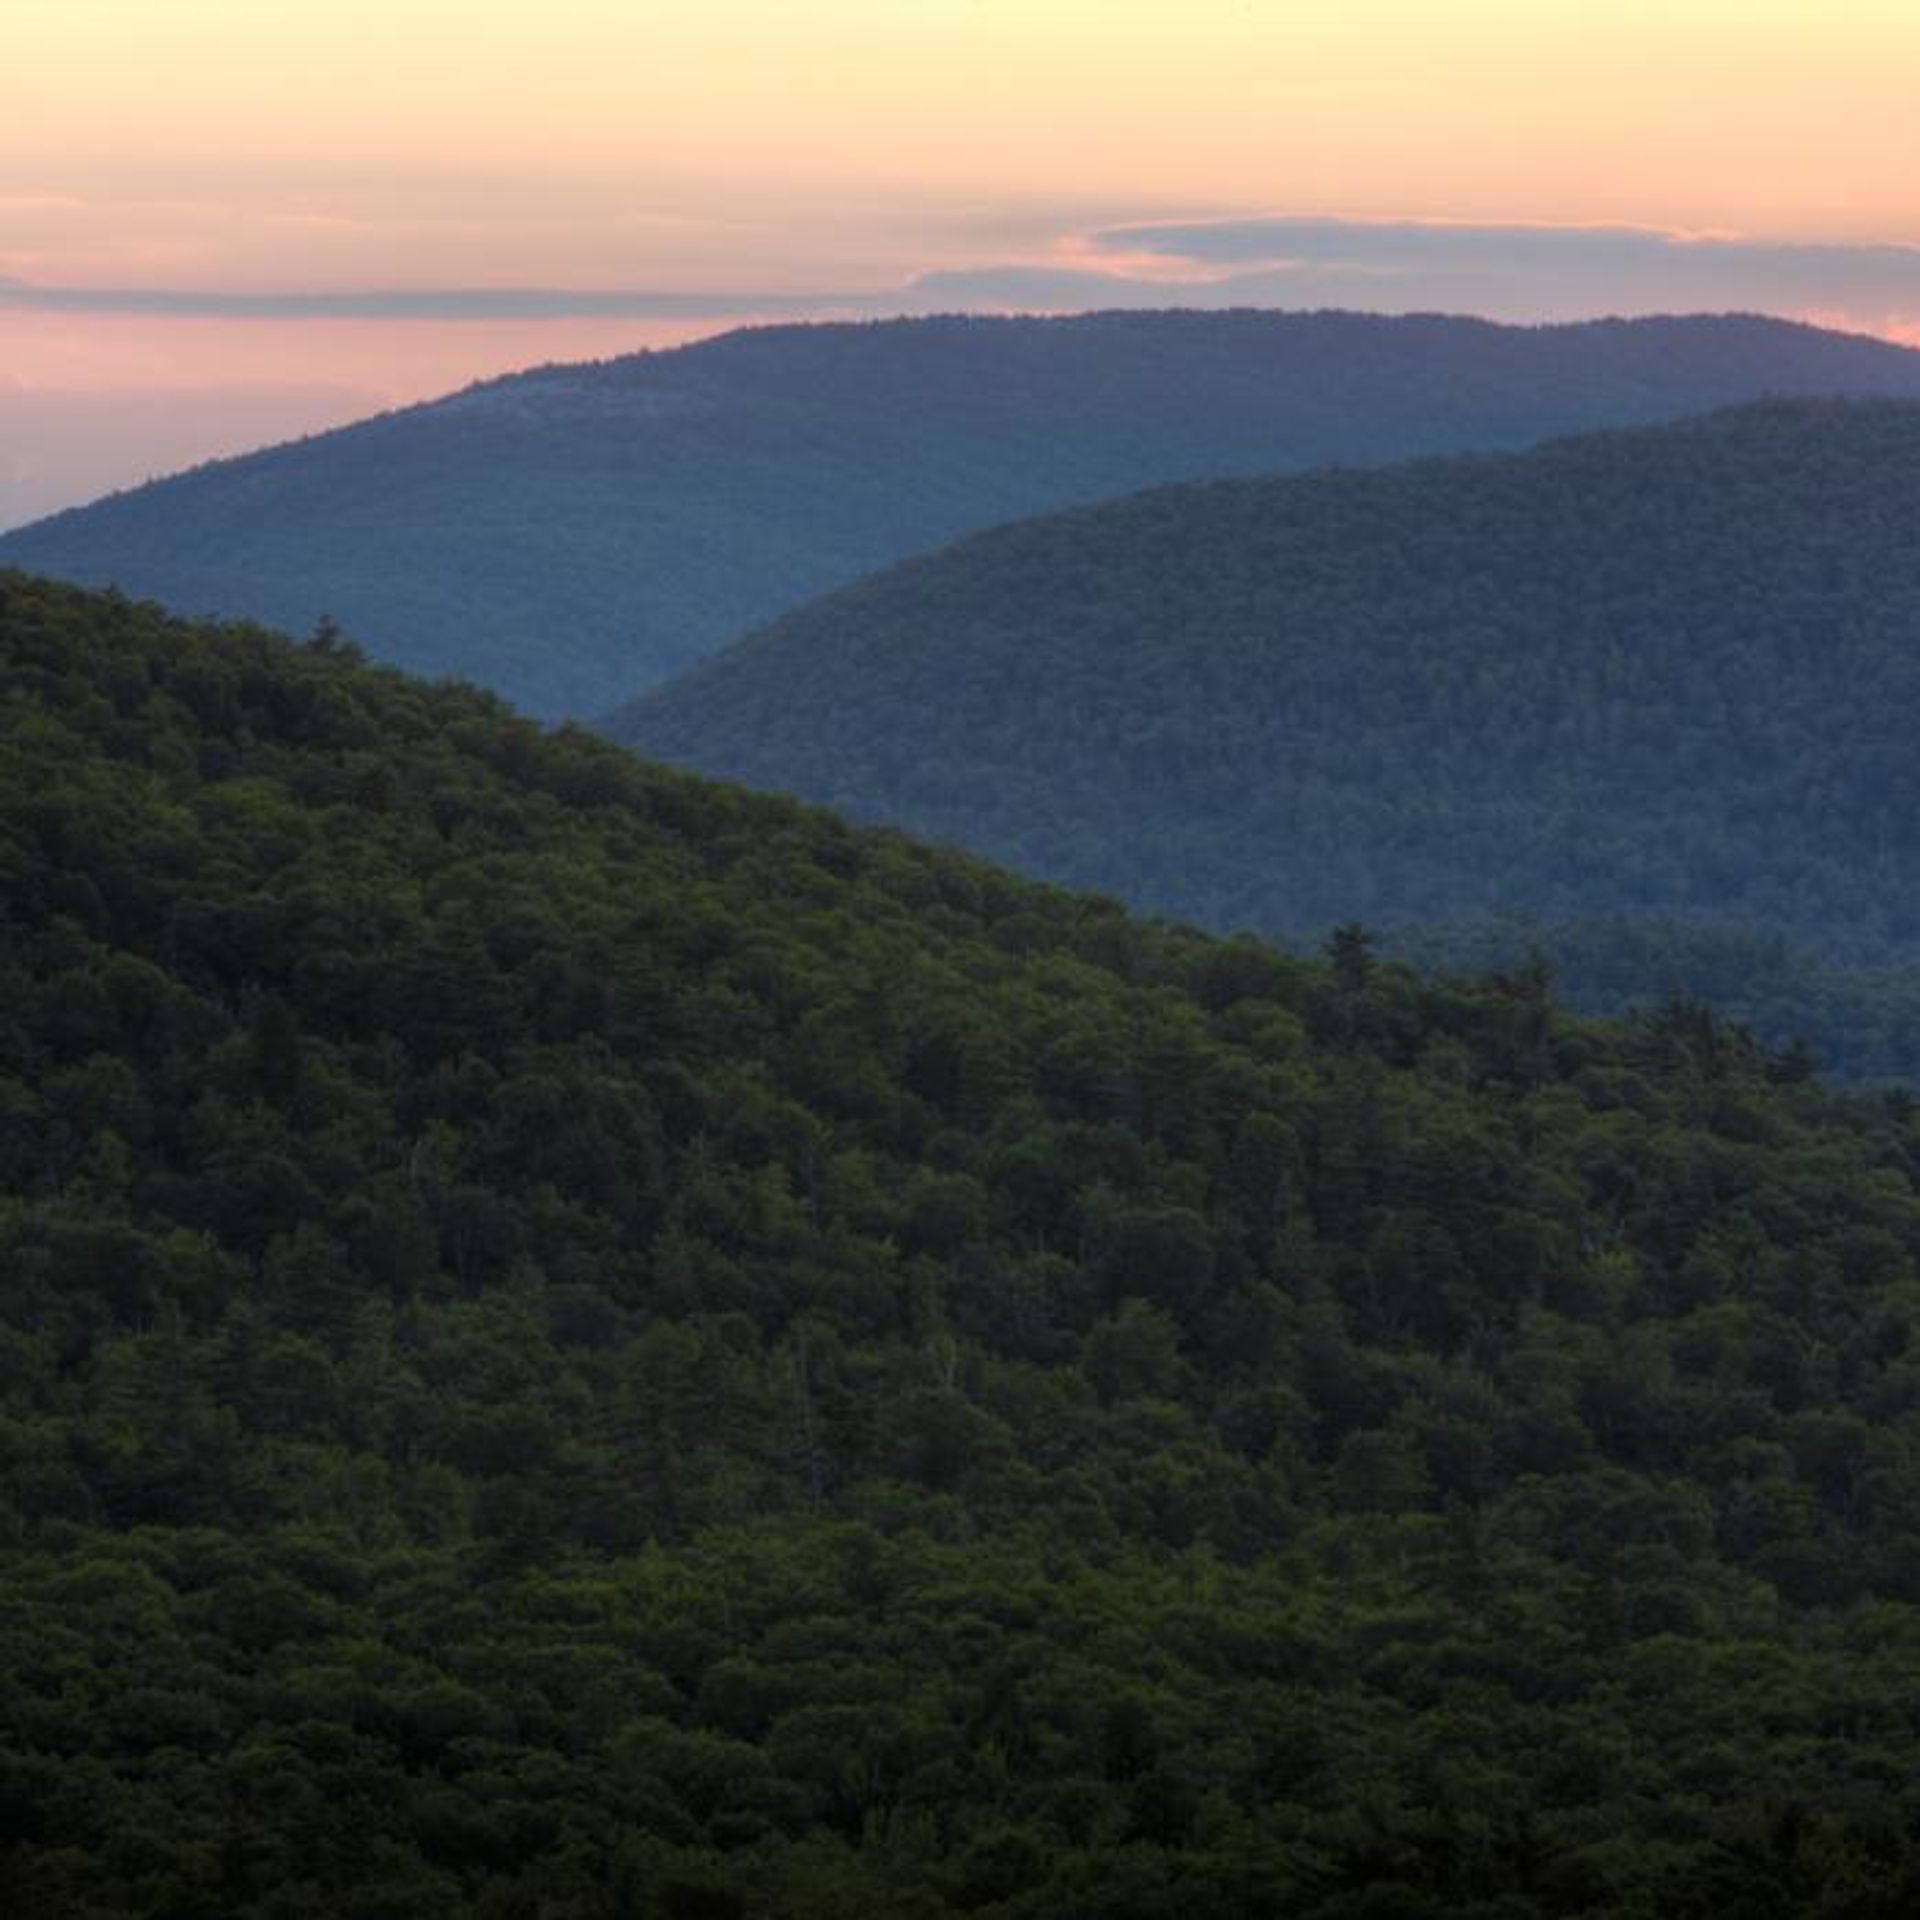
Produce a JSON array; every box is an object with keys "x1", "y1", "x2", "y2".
[
  {"x1": 615, "y1": 399, "x2": 1920, "y2": 1063},
  {"x1": 11, "y1": 310, "x2": 1920, "y2": 717},
  {"x1": 21, "y1": 568, "x2": 1920, "y2": 1913}
]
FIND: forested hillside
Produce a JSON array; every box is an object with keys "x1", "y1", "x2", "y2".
[
  {"x1": 1383, "y1": 917, "x2": 1920, "y2": 1088},
  {"x1": 618, "y1": 399, "x2": 1920, "y2": 1071},
  {"x1": 10, "y1": 311, "x2": 1920, "y2": 718},
  {"x1": 15, "y1": 571, "x2": 1920, "y2": 1913}
]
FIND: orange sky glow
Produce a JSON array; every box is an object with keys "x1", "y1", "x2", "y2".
[{"x1": 6, "y1": 1, "x2": 1920, "y2": 519}]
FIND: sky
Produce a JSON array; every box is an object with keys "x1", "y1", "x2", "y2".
[{"x1": 6, "y1": 0, "x2": 1920, "y2": 524}]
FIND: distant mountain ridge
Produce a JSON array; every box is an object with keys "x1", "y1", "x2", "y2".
[
  {"x1": 613, "y1": 398, "x2": 1920, "y2": 1067},
  {"x1": 10, "y1": 308, "x2": 1920, "y2": 717}
]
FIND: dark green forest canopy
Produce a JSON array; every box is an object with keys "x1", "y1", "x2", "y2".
[
  {"x1": 15, "y1": 571, "x2": 1920, "y2": 1914},
  {"x1": 616, "y1": 397, "x2": 1920, "y2": 1072},
  {"x1": 11, "y1": 310, "x2": 1920, "y2": 718},
  {"x1": 1381, "y1": 916, "x2": 1920, "y2": 1090}
]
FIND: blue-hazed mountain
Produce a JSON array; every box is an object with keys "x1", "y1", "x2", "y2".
[
  {"x1": 11, "y1": 309, "x2": 1920, "y2": 718},
  {"x1": 613, "y1": 399, "x2": 1920, "y2": 1073}
]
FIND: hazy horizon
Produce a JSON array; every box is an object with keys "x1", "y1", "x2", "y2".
[
  {"x1": 8, "y1": 1, "x2": 1920, "y2": 526},
  {"x1": 7, "y1": 286, "x2": 1920, "y2": 534}
]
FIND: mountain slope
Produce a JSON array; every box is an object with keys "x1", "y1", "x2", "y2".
[
  {"x1": 11, "y1": 310, "x2": 1920, "y2": 718},
  {"x1": 616, "y1": 398, "x2": 1920, "y2": 977},
  {"x1": 1383, "y1": 915, "x2": 1920, "y2": 1086},
  {"x1": 16, "y1": 571, "x2": 1920, "y2": 1912}
]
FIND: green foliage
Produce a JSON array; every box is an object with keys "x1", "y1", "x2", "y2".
[
  {"x1": 621, "y1": 399, "x2": 1920, "y2": 1079},
  {"x1": 15, "y1": 572, "x2": 1920, "y2": 1911},
  {"x1": 13, "y1": 313, "x2": 1920, "y2": 718},
  {"x1": 1385, "y1": 914, "x2": 1920, "y2": 1086}
]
